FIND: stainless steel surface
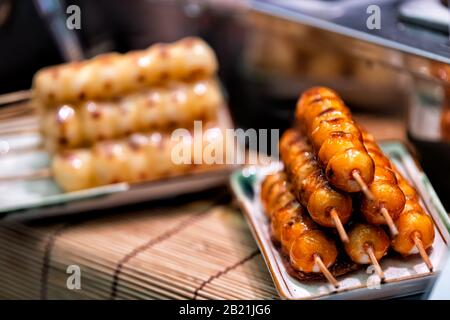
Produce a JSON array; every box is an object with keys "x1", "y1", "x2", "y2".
[
  {"x1": 399, "y1": 0, "x2": 450, "y2": 33},
  {"x1": 251, "y1": 0, "x2": 450, "y2": 64}
]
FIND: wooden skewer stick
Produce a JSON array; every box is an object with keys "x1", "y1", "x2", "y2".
[
  {"x1": 0, "y1": 168, "x2": 51, "y2": 183},
  {"x1": 365, "y1": 244, "x2": 385, "y2": 281},
  {"x1": 0, "y1": 144, "x2": 44, "y2": 156},
  {"x1": 330, "y1": 208, "x2": 349, "y2": 243},
  {"x1": 0, "y1": 101, "x2": 33, "y2": 113},
  {"x1": 0, "y1": 90, "x2": 32, "y2": 106},
  {"x1": 314, "y1": 254, "x2": 339, "y2": 289},
  {"x1": 413, "y1": 232, "x2": 433, "y2": 272},
  {"x1": 352, "y1": 170, "x2": 398, "y2": 236},
  {"x1": 0, "y1": 108, "x2": 34, "y2": 121},
  {"x1": 352, "y1": 170, "x2": 374, "y2": 201},
  {"x1": 380, "y1": 207, "x2": 399, "y2": 236},
  {"x1": 0, "y1": 127, "x2": 39, "y2": 136}
]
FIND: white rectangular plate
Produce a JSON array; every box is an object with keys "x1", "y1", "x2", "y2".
[
  {"x1": 230, "y1": 141, "x2": 450, "y2": 299},
  {"x1": 0, "y1": 108, "x2": 235, "y2": 220}
]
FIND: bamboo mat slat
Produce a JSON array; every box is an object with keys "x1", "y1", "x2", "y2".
[{"x1": 0, "y1": 198, "x2": 279, "y2": 300}]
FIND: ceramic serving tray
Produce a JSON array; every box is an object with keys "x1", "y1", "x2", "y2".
[
  {"x1": 0, "y1": 107, "x2": 235, "y2": 220},
  {"x1": 230, "y1": 141, "x2": 450, "y2": 299}
]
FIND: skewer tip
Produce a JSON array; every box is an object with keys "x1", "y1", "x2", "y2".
[
  {"x1": 0, "y1": 168, "x2": 51, "y2": 183},
  {"x1": 380, "y1": 207, "x2": 399, "y2": 237},
  {"x1": 352, "y1": 170, "x2": 374, "y2": 201},
  {"x1": 352, "y1": 170, "x2": 399, "y2": 237},
  {"x1": 365, "y1": 244, "x2": 385, "y2": 281},
  {"x1": 314, "y1": 254, "x2": 339, "y2": 289},
  {"x1": 413, "y1": 232, "x2": 433, "y2": 272},
  {"x1": 330, "y1": 209, "x2": 349, "y2": 243}
]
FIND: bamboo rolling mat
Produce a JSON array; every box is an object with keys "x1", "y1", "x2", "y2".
[{"x1": 0, "y1": 191, "x2": 279, "y2": 300}]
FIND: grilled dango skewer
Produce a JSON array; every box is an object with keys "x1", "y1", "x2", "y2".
[
  {"x1": 52, "y1": 126, "x2": 226, "y2": 192},
  {"x1": 391, "y1": 169, "x2": 435, "y2": 271},
  {"x1": 359, "y1": 129, "x2": 406, "y2": 236},
  {"x1": 261, "y1": 172, "x2": 339, "y2": 287},
  {"x1": 33, "y1": 37, "x2": 218, "y2": 106},
  {"x1": 296, "y1": 87, "x2": 374, "y2": 193},
  {"x1": 279, "y1": 128, "x2": 352, "y2": 243},
  {"x1": 41, "y1": 79, "x2": 222, "y2": 152}
]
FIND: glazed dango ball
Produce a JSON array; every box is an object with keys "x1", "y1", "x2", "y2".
[
  {"x1": 290, "y1": 230, "x2": 337, "y2": 273},
  {"x1": 392, "y1": 211, "x2": 435, "y2": 256},
  {"x1": 344, "y1": 223, "x2": 390, "y2": 264}
]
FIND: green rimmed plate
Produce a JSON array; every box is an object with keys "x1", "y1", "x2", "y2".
[{"x1": 230, "y1": 141, "x2": 450, "y2": 299}]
